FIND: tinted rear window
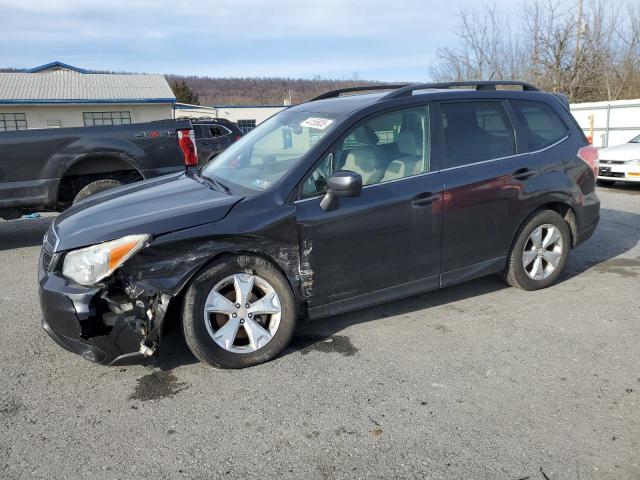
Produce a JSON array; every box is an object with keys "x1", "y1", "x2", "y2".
[
  {"x1": 509, "y1": 100, "x2": 569, "y2": 151},
  {"x1": 440, "y1": 101, "x2": 516, "y2": 168}
]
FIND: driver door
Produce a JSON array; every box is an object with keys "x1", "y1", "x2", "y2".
[{"x1": 294, "y1": 105, "x2": 444, "y2": 315}]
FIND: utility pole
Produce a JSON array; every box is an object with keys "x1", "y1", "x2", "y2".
[{"x1": 573, "y1": 0, "x2": 584, "y2": 101}]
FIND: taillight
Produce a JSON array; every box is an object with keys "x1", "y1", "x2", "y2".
[
  {"x1": 177, "y1": 128, "x2": 198, "y2": 167},
  {"x1": 577, "y1": 145, "x2": 599, "y2": 178},
  {"x1": 234, "y1": 135, "x2": 242, "y2": 142}
]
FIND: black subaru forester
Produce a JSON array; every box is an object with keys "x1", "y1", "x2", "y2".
[{"x1": 39, "y1": 81, "x2": 600, "y2": 369}]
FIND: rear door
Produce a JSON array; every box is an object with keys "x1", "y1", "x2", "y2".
[
  {"x1": 294, "y1": 104, "x2": 444, "y2": 308},
  {"x1": 196, "y1": 124, "x2": 234, "y2": 162},
  {"x1": 195, "y1": 125, "x2": 214, "y2": 163},
  {"x1": 208, "y1": 124, "x2": 233, "y2": 155},
  {"x1": 437, "y1": 99, "x2": 541, "y2": 283}
]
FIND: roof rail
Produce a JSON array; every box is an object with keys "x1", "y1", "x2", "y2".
[
  {"x1": 379, "y1": 81, "x2": 540, "y2": 100},
  {"x1": 310, "y1": 84, "x2": 410, "y2": 101}
]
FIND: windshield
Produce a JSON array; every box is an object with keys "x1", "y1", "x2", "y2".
[
  {"x1": 203, "y1": 110, "x2": 342, "y2": 192},
  {"x1": 630, "y1": 135, "x2": 640, "y2": 143}
]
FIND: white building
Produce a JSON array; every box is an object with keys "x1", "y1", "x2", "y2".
[
  {"x1": 0, "y1": 61, "x2": 175, "y2": 131},
  {"x1": 570, "y1": 99, "x2": 640, "y2": 148},
  {"x1": 174, "y1": 103, "x2": 286, "y2": 133}
]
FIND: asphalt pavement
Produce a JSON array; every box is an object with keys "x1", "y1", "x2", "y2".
[{"x1": 0, "y1": 186, "x2": 638, "y2": 479}]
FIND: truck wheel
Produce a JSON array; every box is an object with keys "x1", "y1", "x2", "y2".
[
  {"x1": 73, "y1": 179, "x2": 123, "y2": 205},
  {"x1": 503, "y1": 210, "x2": 571, "y2": 291},
  {"x1": 182, "y1": 255, "x2": 296, "y2": 369}
]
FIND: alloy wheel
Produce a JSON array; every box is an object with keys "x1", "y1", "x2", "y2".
[
  {"x1": 522, "y1": 223, "x2": 564, "y2": 280},
  {"x1": 203, "y1": 273, "x2": 282, "y2": 353}
]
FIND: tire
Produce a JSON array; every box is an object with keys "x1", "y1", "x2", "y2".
[
  {"x1": 597, "y1": 179, "x2": 616, "y2": 187},
  {"x1": 73, "y1": 179, "x2": 123, "y2": 205},
  {"x1": 182, "y1": 255, "x2": 296, "y2": 369},
  {"x1": 503, "y1": 210, "x2": 571, "y2": 290}
]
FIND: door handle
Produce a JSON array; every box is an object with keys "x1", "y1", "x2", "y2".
[
  {"x1": 512, "y1": 168, "x2": 536, "y2": 180},
  {"x1": 412, "y1": 192, "x2": 440, "y2": 207}
]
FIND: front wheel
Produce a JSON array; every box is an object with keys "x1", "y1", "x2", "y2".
[
  {"x1": 504, "y1": 210, "x2": 571, "y2": 290},
  {"x1": 182, "y1": 255, "x2": 296, "y2": 368}
]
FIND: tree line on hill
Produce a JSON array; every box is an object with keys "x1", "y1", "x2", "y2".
[{"x1": 165, "y1": 76, "x2": 386, "y2": 106}]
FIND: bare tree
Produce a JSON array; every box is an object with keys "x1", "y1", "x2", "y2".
[
  {"x1": 432, "y1": 5, "x2": 520, "y2": 81},
  {"x1": 432, "y1": 0, "x2": 640, "y2": 102}
]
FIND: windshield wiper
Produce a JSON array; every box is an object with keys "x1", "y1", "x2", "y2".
[
  {"x1": 200, "y1": 174, "x2": 231, "y2": 195},
  {"x1": 187, "y1": 167, "x2": 232, "y2": 194},
  {"x1": 198, "y1": 167, "x2": 231, "y2": 195}
]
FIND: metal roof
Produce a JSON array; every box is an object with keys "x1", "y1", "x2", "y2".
[
  {"x1": 0, "y1": 72, "x2": 176, "y2": 104},
  {"x1": 27, "y1": 61, "x2": 88, "y2": 73}
]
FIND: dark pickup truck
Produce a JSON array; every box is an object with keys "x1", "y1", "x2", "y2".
[
  {"x1": 0, "y1": 119, "x2": 198, "y2": 219},
  {"x1": 191, "y1": 117, "x2": 244, "y2": 164}
]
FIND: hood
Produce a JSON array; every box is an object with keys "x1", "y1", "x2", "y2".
[
  {"x1": 53, "y1": 172, "x2": 243, "y2": 251},
  {"x1": 599, "y1": 142, "x2": 640, "y2": 161}
]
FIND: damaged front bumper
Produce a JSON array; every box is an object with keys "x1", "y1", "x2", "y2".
[{"x1": 39, "y1": 272, "x2": 169, "y2": 366}]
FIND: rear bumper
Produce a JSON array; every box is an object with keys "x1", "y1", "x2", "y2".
[
  {"x1": 39, "y1": 273, "x2": 145, "y2": 365},
  {"x1": 574, "y1": 191, "x2": 600, "y2": 248},
  {"x1": 575, "y1": 219, "x2": 598, "y2": 247}
]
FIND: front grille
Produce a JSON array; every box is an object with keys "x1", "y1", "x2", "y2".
[{"x1": 41, "y1": 227, "x2": 57, "y2": 272}]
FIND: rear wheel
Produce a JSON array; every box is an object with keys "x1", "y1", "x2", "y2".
[
  {"x1": 182, "y1": 255, "x2": 296, "y2": 369},
  {"x1": 597, "y1": 179, "x2": 616, "y2": 187},
  {"x1": 72, "y1": 179, "x2": 123, "y2": 204},
  {"x1": 504, "y1": 210, "x2": 571, "y2": 290}
]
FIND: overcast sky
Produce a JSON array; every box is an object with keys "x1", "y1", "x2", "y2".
[{"x1": 1, "y1": 0, "x2": 536, "y2": 81}]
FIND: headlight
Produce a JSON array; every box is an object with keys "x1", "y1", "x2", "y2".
[
  {"x1": 625, "y1": 159, "x2": 640, "y2": 165},
  {"x1": 62, "y1": 234, "x2": 149, "y2": 286}
]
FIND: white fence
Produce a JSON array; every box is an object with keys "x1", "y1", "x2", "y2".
[{"x1": 570, "y1": 99, "x2": 640, "y2": 148}]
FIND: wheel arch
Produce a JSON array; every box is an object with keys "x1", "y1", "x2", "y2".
[
  {"x1": 514, "y1": 201, "x2": 578, "y2": 250},
  {"x1": 61, "y1": 153, "x2": 143, "y2": 178},
  {"x1": 56, "y1": 154, "x2": 144, "y2": 207},
  {"x1": 167, "y1": 249, "x2": 305, "y2": 328}
]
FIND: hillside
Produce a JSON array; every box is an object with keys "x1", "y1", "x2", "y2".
[{"x1": 164, "y1": 75, "x2": 390, "y2": 106}]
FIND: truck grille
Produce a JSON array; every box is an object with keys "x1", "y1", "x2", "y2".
[{"x1": 41, "y1": 227, "x2": 58, "y2": 272}]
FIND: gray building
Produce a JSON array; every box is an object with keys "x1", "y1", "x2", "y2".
[{"x1": 0, "y1": 61, "x2": 175, "y2": 131}]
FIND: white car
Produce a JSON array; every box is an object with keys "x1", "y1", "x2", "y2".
[{"x1": 597, "y1": 135, "x2": 640, "y2": 185}]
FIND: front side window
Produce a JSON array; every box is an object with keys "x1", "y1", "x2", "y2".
[
  {"x1": 301, "y1": 106, "x2": 430, "y2": 198},
  {"x1": 440, "y1": 101, "x2": 516, "y2": 168},
  {"x1": 510, "y1": 100, "x2": 568, "y2": 150},
  {"x1": 83, "y1": 111, "x2": 131, "y2": 126},
  {"x1": 203, "y1": 110, "x2": 341, "y2": 192},
  {"x1": 0, "y1": 113, "x2": 27, "y2": 131}
]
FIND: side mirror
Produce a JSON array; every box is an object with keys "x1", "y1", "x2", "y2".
[{"x1": 320, "y1": 170, "x2": 362, "y2": 211}]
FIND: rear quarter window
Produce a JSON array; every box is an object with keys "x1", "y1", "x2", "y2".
[
  {"x1": 440, "y1": 101, "x2": 516, "y2": 168},
  {"x1": 509, "y1": 100, "x2": 569, "y2": 151}
]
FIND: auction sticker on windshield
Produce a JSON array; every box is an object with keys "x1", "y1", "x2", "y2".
[{"x1": 300, "y1": 117, "x2": 334, "y2": 130}]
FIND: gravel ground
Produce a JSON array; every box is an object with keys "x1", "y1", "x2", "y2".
[{"x1": 0, "y1": 186, "x2": 639, "y2": 480}]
